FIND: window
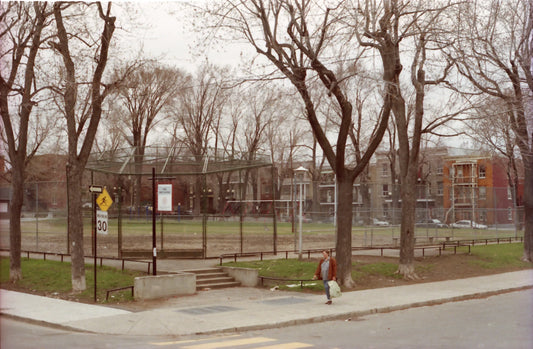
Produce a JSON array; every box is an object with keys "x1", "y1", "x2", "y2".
[
  {"x1": 479, "y1": 209, "x2": 486, "y2": 222},
  {"x1": 457, "y1": 187, "x2": 465, "y2": 200},
  {"x1": 437, "y1": 182, "x2": 443, "y2": 195},
  {"x1": 353, "y1": 187, "x2": 359, "y2": 202},
  {"x1": 381, "y1": 163, "x2": 388, "y2": 177},
  {"x1": 479, "y1": 165, "x2": 486, "y2": 178},
  {"x1": 508, "y1": 207, "x2": 513, "y2": 221},
  {"x1": 437, "y1": 165, "x2": 443, "y2": 175},
  {"x1": 456, "y1": 167, "x2": 463, "y2": 178},
  {"x1": 479, "y1": 186, "x2": 486, "y2": 200},
  {"x1": 508, "y1": 187, "x2": 513, "y2": 200},
  {"x1": 382, "y1": 184, "x2": 389, "y2": 197}
]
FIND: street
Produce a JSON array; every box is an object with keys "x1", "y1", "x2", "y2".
[
  {"x1": 1, "y1": 289, "x2": 532, "y2": 349},
  {"x1": 255, "y1": 289, "x2": 533, "y2": 348}
]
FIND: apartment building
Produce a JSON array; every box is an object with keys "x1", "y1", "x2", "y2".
[
  {"x1": 442, "y1": 153, "x2": 523, "y2": 226},
  {"x1": 373, "y1": 147, "x2": 450, "y2": 224},
  {"x1": 293, "y1": 147, "x2": 524, "y2": 227}
]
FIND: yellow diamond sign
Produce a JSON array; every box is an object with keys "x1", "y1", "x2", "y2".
[{"x1": 96, "y1": 188, "x2": 113, "y2": 212}]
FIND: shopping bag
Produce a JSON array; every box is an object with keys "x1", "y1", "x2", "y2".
[{"x1": 328, "y1": 280, "x2": 342, "y2": 298}]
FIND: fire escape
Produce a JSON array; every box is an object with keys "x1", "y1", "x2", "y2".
[{"x1": 451, "y1": 161, "x2": 478, "y2": 222}]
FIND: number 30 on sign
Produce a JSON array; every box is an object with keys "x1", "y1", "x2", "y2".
[{"x1": 96, "y1": 210, "x2": 108, "y2": 235}]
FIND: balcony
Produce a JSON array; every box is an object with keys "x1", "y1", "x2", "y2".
[
  {"x1": 453, "y1": 197, "x2": 474, "y2": 206},
  {"x1": 452, "y1": 176, "x2": 478, "y2": 185}
]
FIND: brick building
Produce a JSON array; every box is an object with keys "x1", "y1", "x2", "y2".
[{"x1": 443, "y1": 153, "x2": 523, "y2": 226}]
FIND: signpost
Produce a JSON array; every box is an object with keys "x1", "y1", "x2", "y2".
[
  {"x1": 89, "y1": 185, "x2": 103, "y2": 194},
  {"x1": 96, "y1": 188, "x2": 113, "y2": 211},
  {"x1": 157, "y1": 183, "x2": 173, "y2": 251},
  {"x1": 96, "y1": 210, "x2": 108, "y2": 235},
  {"x1": 157, "y1": 183, "x2": 173, "y2": 212},
  {"x1": 89, "y1": 185, "x2": 112, "y2": 302},
  {"x1": 148, "y1": 171, "x2": 175, "y2": 276}
]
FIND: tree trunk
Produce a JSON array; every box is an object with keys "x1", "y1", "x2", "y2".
[
  {"x1": 398, "y1": 173, "x2": 419, "y2": 279},
  {"x1": 53, "y1": 2, "x2": 116, "y2": 293},
  {"x1": 522, "y1": 156, "x2": 533, "y2": 262},
  {"x1": 336, "y1": 174, "x2": 355, "y2": 287},
  {"x1": 194, "y1": 177, "x2": 202, "y2": 215},
  {"x1": 360, "y1": 166, "x2": 371, "y2": 225},
  {"x1": 66, "y1": 162, "x2": 86, "y2": 292},
  {"x1": 134, "y1": 161, "x2": 142, "y2": 214},
  {"x1": 217, "y1": 175, "x2": 228, "y2": 214},
  {"x1": 2, "y1": 2, "x2": 49, "y2": 283},
  {"x1": 312, "y1": 180, "x2": 320, "y2": 221},
  {"x1": 9, "y1": 163, "x2": 24, "y2": 282},
  {"x1": 133, "y1": 145, "x2": 143, "y2": 214},
  {"x1": 251, "y1": 169, "x2": 258, "y2": 205}
]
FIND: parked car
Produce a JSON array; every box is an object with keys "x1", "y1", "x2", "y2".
[
  {"x1": 416, "y1": 219, "x2": 448, "y2": 228},
  {"x1": 372, "y1": 218, "x2": 390, "y2": 226},
  {"x1": 450, "y1": 220, "x2": 488, "y2": 229}
]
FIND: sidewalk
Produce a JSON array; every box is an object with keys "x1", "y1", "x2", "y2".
[{"x1": 1, "y1": 270, "x2": 532, "y2": 336}]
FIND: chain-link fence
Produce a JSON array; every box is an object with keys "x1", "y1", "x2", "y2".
[{"x1": 1, "y1": 181, "x2": 525, "y2": 258}]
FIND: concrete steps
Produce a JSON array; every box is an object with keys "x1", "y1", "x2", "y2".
[{"x1": 182, "y1": 267, "x2": 241, "y2": 291}]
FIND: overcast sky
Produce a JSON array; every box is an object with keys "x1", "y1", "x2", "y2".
[{"x1": 114, "y1": 1, "x2": 251, "y2": 72}]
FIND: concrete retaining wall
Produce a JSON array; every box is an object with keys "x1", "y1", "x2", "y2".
[
  {"x1": 134, "y1": 273, "x2": 196, "y2": 300},
  {"x1": 222, "y1": 266, "x2": 259, "y2": 287}
]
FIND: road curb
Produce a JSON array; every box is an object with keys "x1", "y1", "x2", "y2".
[
  {"x1": 164, "y1": 285, "x2": 533, "y2": 337},
  {"x1": 2, "y1": 281, "x2": 531, "y2": 336},
  {"x1": 0, "y1": 312, "x2": 96, "y2": 334}
]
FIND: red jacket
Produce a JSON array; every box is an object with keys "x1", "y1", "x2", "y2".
[{"x1": 314, "y1": 257, "x2": 337, "y2": 280}]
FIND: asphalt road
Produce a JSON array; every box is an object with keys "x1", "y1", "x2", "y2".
[
  {"x1": 253, "y1": 289, "x2": 533, "y2": 349},
  {"x1": 1, "y1": 289, "x2": 532, "y2": 349}
]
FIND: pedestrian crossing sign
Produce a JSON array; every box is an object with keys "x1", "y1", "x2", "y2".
[{"x1": 96, "y1": 188, "x2": 113, "y2": 212}]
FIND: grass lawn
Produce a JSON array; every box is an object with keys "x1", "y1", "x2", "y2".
[
  {"x1": 469, "y1": 243, "x2": 529, "y2": 269},
  {"x1": 1, "y1": 243, "x2": 530, "y2": 304},
  {"x1": 0, "y1": 257, "x2": 143, "y2": 304},
  {"x1": 223, "y1": 243, "x2": 531, "y2": 292}
]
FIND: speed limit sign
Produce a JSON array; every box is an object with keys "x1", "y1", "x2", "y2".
[{"x1": 96, "y1": 210, "x2": 108, "y2": 235}]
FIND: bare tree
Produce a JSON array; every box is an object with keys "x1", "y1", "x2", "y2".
[
  {"x1": 211, "y1": 0, "x2": 391, "y2": 286},
  {"x1": 172, "y1": 63, "x2": 228, "y2": 215},
  {"x1": 211, "y1": 89, "x2": 244, "y2": 214},
  {"x1": 352, "y1": 0, "x2": 460, "y2": 278},
  {"x1": 446, "y1": 0, "x2": 533, "y2": 261},
  {"x1": 468, "y1": 98, "x2": 522, "y2": 228},
  {"x1": 50, "y1": 2, "x2": 117, "y2": 291},
  {"x1": 0, "y1": 2, "x2": 53, "y2": 282},
  {"x1": 112, "y1": 62, "x2": 186, "y2": 211},
  {"x1": 236, "y1": 84, "x2": 280, "y2": 206},
  {"x1": 264, "y1": 104, "x2": 306, "y2": 210},
  {"x1": 94, "y1": 103, "x2": 128, "y2": 155}
]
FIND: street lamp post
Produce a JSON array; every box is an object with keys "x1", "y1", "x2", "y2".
[{"x1": 295, "y1": 166, "x2": 307, "y2": 260}]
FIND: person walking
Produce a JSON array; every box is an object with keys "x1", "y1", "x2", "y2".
[{"x1": 313, "y1": 250, "x2": 337, "y2": 304}]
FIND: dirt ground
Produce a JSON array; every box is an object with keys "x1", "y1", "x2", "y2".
[
  {"x1": 349, "y1": 253, "x2": 528, "y2": 290},
  {"x1": 12, "y1": 231, "x2": 405, "y2": 258}
]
